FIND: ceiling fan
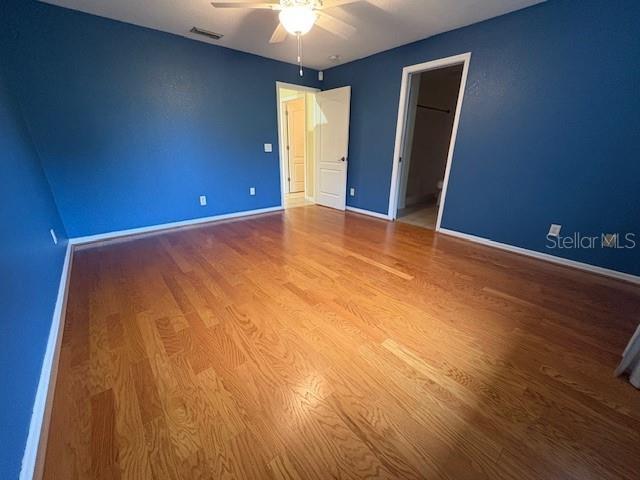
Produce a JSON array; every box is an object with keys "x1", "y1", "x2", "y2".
[{"x1": 211, "y1": 0, "x2": 362, "y2": 75}]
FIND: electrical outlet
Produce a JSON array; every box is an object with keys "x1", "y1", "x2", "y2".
[
  {"x1": 349, "y1": 187, "x2": 355, "y2": 197},
  {"x1": 249, "y1": 187, "x2": 256, "y2": 196},
  {"x1": 199, "y1": 195, "x2": 207, "y2": 206},
  {"x1": 264, "y1": 143, "x2": 272, "y2": 153},
  {"x1": 50, "y1": 228, "x2": 58, "y2": 245},
  {"x1": 548, "y1": 224, "x2": 561, "y2": 237}
]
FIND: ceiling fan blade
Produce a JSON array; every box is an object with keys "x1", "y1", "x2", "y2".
[
  {"x1": 269, "y1": 23, "x2": 288, "y2": 43},
  {"x1": 315, "y1": 11, "x2": 356, "y2": 39},
  {"x1": 211, "y1": 2, "x2": 279, "y2": 9},
  {"x1": 319, "y1": 0, "x2": 362, "y2": 8}
]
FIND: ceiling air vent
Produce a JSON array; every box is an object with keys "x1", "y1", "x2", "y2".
[{"x1": 190, "y1": 27, "x2": 224, "y2": 40}]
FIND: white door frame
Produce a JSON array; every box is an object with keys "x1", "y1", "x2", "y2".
[
  {"x1": 387, "y1": 52, "x2": 471, "y2": 231},
  {"x1": 276, "y1": 81, "x2": 320, "y2": 208}
]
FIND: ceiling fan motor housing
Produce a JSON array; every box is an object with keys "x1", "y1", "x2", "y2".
[{"x1": 279, "y1": 0, "x2": 322, "y2": 8}]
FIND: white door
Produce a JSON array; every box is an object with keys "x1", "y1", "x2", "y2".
[{"x1": 315, "y1": 86, "x2": 351, "y2": 210}]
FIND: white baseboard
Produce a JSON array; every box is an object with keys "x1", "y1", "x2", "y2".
[
  {"x1": 20, "y1": 243, "x2": 74, "y2": 480},
  {"x1": 69, "y1": 206, "x2": 284, "y2": 246},
  {"x1": 439, "y1": 228, "x2": 640, "y2": 285},
  {"x1": 346, "y1": 206, "x2": 391, "y2": 220}
]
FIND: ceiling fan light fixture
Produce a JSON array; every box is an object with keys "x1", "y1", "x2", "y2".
[{"x1": 279, "y1": 5, "x2": 316, "y2": 35}]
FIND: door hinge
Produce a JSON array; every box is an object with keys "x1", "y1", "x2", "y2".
[{"x1": 399, "y1": 156, "x2": 403, "y2": 163}]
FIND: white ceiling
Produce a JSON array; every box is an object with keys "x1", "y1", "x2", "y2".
[{"x1": 40, "y1": 0, "x2": 544, "y2": 70}]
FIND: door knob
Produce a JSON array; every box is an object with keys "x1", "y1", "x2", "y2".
[{"x1": 340, "y1": 156, "x2": 346, "y2": 162}]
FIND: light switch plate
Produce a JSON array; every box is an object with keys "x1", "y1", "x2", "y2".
[
  {"x1": 264, "y1": 143, "x2": 272, "y2": 153},
  {"x1": 350, "y1": 187, "x2": 355, "y2": 196},
  {"x1": 548, "y1": 224, "x2": 561, "y2": 237},
  {"x1": 199, "y1": 195, "x2": 207, "y2": 206}
]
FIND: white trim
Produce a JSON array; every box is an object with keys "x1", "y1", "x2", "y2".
[
  {"x1": 276, "y1": 81, "x2": 320, "y2": 208},
  {"x1": 275, "y1": 81, "x2": 320, "y2": 94},
  {"x1": 346, "y1": 206, "x2": 391, "y2": 220},
  {"x1": 439, "y1": 228, "x2": 640, "y2": 285},
  {"x1": 21, "y1": 243, "x2": 74, "y2": 480},
  {"x1": 387, "y1": 52, "x2": 472, "y2": 232},
  {"x1": 69, "y1": 206, "x2": 283, "y2": 246},
  {"x1": 396, "y1": 74, "x2": 422, "y2": 211}
]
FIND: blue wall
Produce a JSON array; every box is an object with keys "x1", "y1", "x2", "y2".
[
  {"x1": 0, "y1": 66, "x2": 68, "y2": 477},
  {"x1": 325, "y1": 0, "x2": 640, "y2": 276},
  {"x1": 0, "y1": 0, "x2": 637, "y2": 475},
  {"x1": 2, "y1": 0, "x2": 320, "y2": 237}
]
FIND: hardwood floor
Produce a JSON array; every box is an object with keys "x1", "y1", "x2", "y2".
[{"x1": 44, "y1": 206, "x2": 640, "y2": 479}]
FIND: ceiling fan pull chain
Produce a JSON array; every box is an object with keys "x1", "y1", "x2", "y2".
[{"x1": 297, "y1": 33, "x2": 304, "y2": 76}]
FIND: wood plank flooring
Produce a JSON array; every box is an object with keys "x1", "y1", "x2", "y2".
[{"x1": 44, "y1": 206, "x2": 640, "y2": 479}]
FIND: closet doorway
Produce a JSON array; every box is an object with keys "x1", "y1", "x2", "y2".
[{"x1": 388, "y1": 53, "x2": 471, "y2": 230}]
